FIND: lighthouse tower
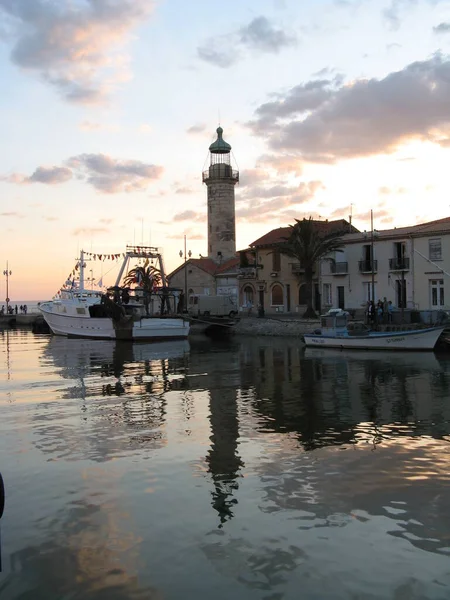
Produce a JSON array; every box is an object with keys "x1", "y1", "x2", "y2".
[{"x1": 202, "y1": 127, "x2": 239, "y2": 262}]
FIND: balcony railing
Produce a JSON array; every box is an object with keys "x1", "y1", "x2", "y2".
[
  {"x1": 389, "y1": 257, "x2": 410, "y2": 271},
  {"x1": 359, "y1": 260, "x2": 378, "y2": 273},
  {"x1": 330, "y1": 262, "x2": 348, "y2": 275},
  {"x1": 237, "y1": 267, "x2": 257, "y2": 279},
  {"x1": 202, "y1": 168, "x2": 239, "y2": 183}
]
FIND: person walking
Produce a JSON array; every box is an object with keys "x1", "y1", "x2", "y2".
[{"x1": 246, "y1": 298, "x2": 253, "y2": 317}]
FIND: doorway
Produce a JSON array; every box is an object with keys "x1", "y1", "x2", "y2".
[{"x1": 337, "y1": 286, "x2": 345, "y2": 310}]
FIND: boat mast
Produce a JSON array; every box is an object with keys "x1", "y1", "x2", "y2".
[{"x1": 79, "y1": 250, "x2": 85, "y2": 291}]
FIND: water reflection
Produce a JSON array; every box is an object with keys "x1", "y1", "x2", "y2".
[{"x1": 2, "y1": 333, "x2": 450, "y2": 598}]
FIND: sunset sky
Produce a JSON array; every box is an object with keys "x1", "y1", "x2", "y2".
[{"x1": 1, "y1": 0, "x2": 450, "y2": 300}]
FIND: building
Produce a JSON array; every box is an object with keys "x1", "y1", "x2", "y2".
[
  {"x1": 168, "y1": 256, "x2": 240, "y2": 301},
  {"x1": 237, "y1": 219, "x2": 356, "y2": 315},
  {"x1": 320, "y1": 216, "x2": 450, "y2": 312},
  {"x1": 168, "y1": 127, "x2": 240, "y2": 300}
]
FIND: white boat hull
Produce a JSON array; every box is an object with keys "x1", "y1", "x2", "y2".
[
  {"x1": 40, "y1": 303, "x2": 189, "y2": 341},
  {"x1": 303, "y1": 327, "x2": 444, "y2": 351}
]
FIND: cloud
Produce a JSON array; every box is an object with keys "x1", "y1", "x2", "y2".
[
  {"x1": 29, "y1": 166, "x2": 73, "y2": 184},
  {"x1": 72, "y1": 227, "x2": 109, "y2": 236},
  {"x1": 3, "y1": 153, "x2": 163, "y2": 193},
  {"x1": 1, "y1": 165, "x2": 72, "y2": 184},
  {"x1": 175, "y1": 187, "x2": 194, "y2": 194},
  {"x1": 0, "y1": 0, "x2": 154, "y2": 104},
  {"x1": 173, "y1": 210, "x2": 205, "y2": 223},
  {"x1": 187, "y1": 123, "x2": 207, "y2": 134},
  {"x1": 239, "y1": 168, "x2": 270, "y2": 188},
  {"x1": 197, "y1": 42, "x2": 239, "y2": 68},
  {"x1": 197, "y1": 15, "x2": 296, "y2": 68},
  {"x1": 43, "y1": 216, "x2": 58, "y2": 221},
  {"x1": 236, "y1": 181, "x2": 323, "y2": 222},
  {"x1": 67, "y1": 154, "x2": 163, "y2": 193},
  {"x1": 238, "y1": 16, "x2": 297, "y2": 53},
  {"x1": 249, "y1": 54, "x2": 450, "y2": 163},
  {"x1": 434, "y1": 22, "x2": 450, "y2": 33},
  {"x1": 0, "y1": 211, "x2": 22, "y2": 217},
  {"x1": 256, "y1": 154, "x2": 304, "y2": 176},
  {"x1": 378, "y1": 186, "x2": 407, "y2": 195}
]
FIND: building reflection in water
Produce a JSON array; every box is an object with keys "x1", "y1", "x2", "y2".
[{"x1": 188, "y1": 338, "x2": 244, "y2": 528}]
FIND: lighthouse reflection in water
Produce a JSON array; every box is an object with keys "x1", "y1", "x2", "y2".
[{"x1": 1, "y1": 330, "x2": 450, "y2": 600}]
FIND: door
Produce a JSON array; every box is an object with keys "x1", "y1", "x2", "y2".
[
  {"x1": 314, "y1": 283, "x2": 320, "y2": 313},
  {"x1": 286, "y1": 284, "x2": 291, "y2": 312},
  {"x1": 430, "y1": 280, "x2": 444, "y2": 308},
  {"x1": 337, "y1": 286, "x2": 345, "y2": 310}
]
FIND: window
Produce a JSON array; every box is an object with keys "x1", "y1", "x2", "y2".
[
  {"x1": 430, "y1": 280, "x2": 444, "y2": 307},
  {"x1": 272, "y1": 250, "x2": 281, "y2": 271},
  {"x1": 323, "y1": 283, "x2": 332, "y2": 305},
  {"x1": 271, "y1": 284, "x2": 283, "y2": 306},
  {"x1": 429, "y1": 239, "x2": 442, "y2": 261}
]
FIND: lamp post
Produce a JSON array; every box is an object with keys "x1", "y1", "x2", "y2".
[
  {"x1": 371, "y1": 209, "x2": 375, "y2": 304},
  {"x1": 3, "y1": 262, "x2": 12, "y2": 314},
  {"x1": 179, "y1": 235, "x2": 192, "y2": 311}
]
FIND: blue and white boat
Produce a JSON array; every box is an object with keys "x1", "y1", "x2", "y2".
[{"x1": 303, "y1": 311, "x2": 445, "y2": 351}]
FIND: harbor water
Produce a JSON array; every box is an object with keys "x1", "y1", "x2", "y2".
[{"x1": 1, "y1": 330, "x2": 450, "y2": 599}]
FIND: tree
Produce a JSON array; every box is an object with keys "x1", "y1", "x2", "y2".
[
  {"x1": 123, "y1": 262, "x2": 162, "y2": 293},
  {"x1": 123, "y1": 262, "x2": 163, "y2": 315},
  {"x1": 277, "y1": 217, "x2": 345, "y2": 318}
]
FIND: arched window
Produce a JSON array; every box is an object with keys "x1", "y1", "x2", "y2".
[
  {"x1": 243, "y1": 285, "x2": 254, "y2": 305},
  {"x1": 271, "y1": 284, "x2": 283, "y2": 306},
  {"x1": 298, "y1": 284, "x2": 309, "y2": 305}
]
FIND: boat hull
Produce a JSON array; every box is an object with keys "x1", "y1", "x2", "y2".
[
  {"x1": 303, "y1": 327, "x2": 444, "y2": 351},
  {"x1": 40, "y1": 304, "x2": 189, "y2": 341}
]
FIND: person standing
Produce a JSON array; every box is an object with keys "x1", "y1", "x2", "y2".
[
  {"x1": 383, "y1": 297, "x2": 389, "y2": 323},
  {"x1": 246, "y1": 298, "x2": 253, "y2": 317},
  {"x1": 388, "y1": 300, "x2": 394, "y2": 323}
]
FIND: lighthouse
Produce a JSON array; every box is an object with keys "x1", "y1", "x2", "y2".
[{"x1": 202, "y1": 127, "x2": 239, "y2": 262}]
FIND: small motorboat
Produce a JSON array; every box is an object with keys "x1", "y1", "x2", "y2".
[{"x1": 303, "y1": 310, "x2": 445, "y2": 351}]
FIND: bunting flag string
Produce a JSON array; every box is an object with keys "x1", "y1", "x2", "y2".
[{"x1": 80, "y1": 252, "x2": 123, "y2": 261}]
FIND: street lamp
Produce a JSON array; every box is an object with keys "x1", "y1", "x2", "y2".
[
  {"x1": 3, "y1": 262, "x2": 12, "y2": 314},
  {"x1": 179, "y1": 235, "x2": 192, "y2": 311}
]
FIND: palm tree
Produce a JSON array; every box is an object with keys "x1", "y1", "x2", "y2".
[
  {"x1": 277, "y1": 217, "x2": 345, "y2": 318},
  {"x1": 123, "y1": 263, "x2": 162, "y2": 292}
]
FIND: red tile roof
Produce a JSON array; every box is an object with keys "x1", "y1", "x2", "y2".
[
  {"x1": 167, "y1": 255, "x2": 241, "y2": 279},
  {"x1": 250, "y1": 219, "x2": 357, "y2": 247},
  {"x1": 343, "y1": 216, "x2": 450, "y2": 243}
]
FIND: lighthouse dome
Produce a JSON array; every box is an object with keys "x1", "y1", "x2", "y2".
[{"x1": 209, "y1": 126, "x2": 231, "y2": 154}]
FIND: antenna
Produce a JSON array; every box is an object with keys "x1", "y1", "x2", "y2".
[{"x1": 218, "y1": 108, "x2": 221, "y2": 126}]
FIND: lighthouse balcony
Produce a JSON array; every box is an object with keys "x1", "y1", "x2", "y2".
[{"x1": 202, "y1": 167, "x2": 239, "y2": 183}]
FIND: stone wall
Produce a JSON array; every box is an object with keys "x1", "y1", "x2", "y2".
[
  {"x1": 169, "y1": 264, "x2": 216, "y2": 296},
  {"x1": 232, "y1": 317, "x2": 320, "y2": 337},
  {"x1": 207, "y1": 181, "x2": 236, "y2": 260}
]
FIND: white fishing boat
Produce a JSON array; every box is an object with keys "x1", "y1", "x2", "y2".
[
  {"x1": 40, "y1": 246, "x2": 189, "y2": 341},
  {"x1": 303, "y1": 312, "x2": 445, "y2": 351}
]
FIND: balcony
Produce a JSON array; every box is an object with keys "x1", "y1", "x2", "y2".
[
  {"x1": 237, "y1": 267, "x2": 257, "y2": 279},
  {"x1": 389, "y1": 257, "x2": 410, "y2": 271},
  {"x1": 359, "y1": 260, "x2": 378, "y2": 273},
  {"x1": 202, "y1": 166, "x2": 239, "y2": 184},
  {"x1": 330, "y1": 262, "x2": 348, "y2": 275}
]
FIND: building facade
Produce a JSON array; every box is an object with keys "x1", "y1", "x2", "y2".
[
  {"x1": 320, "y1": 217, "x2": 450, "y2": 312},
  {"x1": 238, "y1": 220, "x2": 356, "y2": 315}
]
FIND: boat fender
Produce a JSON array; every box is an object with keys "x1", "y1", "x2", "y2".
[{"x1": 0, "y1": 473, "x2": 4, "y2": 519}]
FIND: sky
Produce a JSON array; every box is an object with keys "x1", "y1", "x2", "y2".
[{"x1": 1, "y1": 0, "x2": 450, "y2": 300}]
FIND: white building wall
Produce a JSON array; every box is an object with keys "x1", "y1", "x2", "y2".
[{"x1": 321, "y1": 232, "x2": 450, "y2": 311}]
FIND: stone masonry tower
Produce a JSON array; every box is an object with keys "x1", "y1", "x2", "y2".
[{"x1": 202, "y1": 127, "x2": 239, "y2": 262}]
